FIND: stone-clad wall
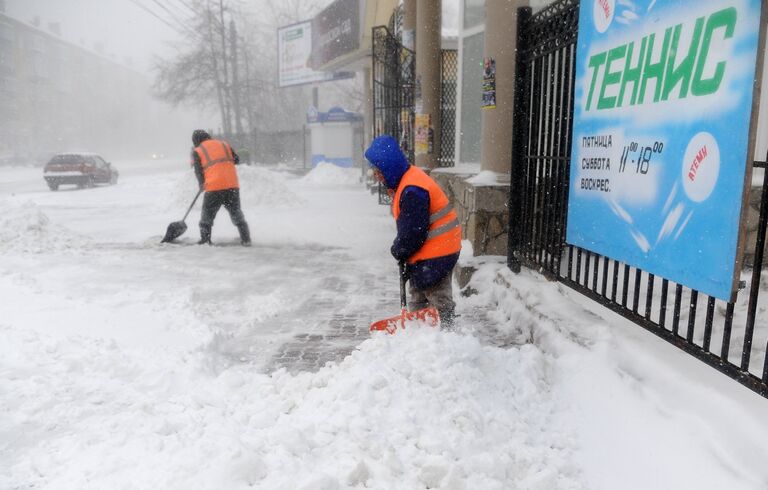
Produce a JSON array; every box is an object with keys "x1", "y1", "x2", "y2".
[
  {"x1": 744, "y1": 180, "x2": 767, "y2": 268},
  {"x1": 432, "y1": 171, "x2": 510, "y2": 257}
]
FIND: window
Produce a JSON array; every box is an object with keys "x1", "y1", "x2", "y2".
[
  {"x1": 459, "y1": 32, "x2": 484, "y2": 163},
  {"x1": 463, "y1": 0, "x2": 485, "y2": 29},
  {"x1": 0, "y1": 21, "x2": 12, "y2": 71}
]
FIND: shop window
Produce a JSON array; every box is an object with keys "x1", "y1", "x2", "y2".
[
  {"x1": 463, "y1": 0, "x2": 485, "y2": 29},
  {"x1": 459, "y1": 31, "x2": 484, "y2": 163}
]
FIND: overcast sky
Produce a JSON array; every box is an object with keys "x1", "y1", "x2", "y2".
[
  {"x1": 5, "y1": 0, "x2": 185, "y2": 74},
  {"x1": 5, "y1": 0, "x2": 460, "y2": 75}
]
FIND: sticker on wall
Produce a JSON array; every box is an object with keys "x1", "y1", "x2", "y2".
[
  {"x1": 415, "y1": 113, "x2": 431, "y2": 155},
  {"x1": 482, "y1": 57, "x2": 496, "y2": 109},
  {"x1": 415, "y1": 74, "x2": 423, "y2": 113}
]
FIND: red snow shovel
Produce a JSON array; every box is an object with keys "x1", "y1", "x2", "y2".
[
  {"x1": 161, "y1": 190, "x2": 203, "y2": 243},
  {"x1": 370, "y1": 261, "x2": 440, "y2": 334}
]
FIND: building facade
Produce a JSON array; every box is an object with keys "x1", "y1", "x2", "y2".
[{"x1": 0, "y1": 13, "x2": 180, "y2": 164}]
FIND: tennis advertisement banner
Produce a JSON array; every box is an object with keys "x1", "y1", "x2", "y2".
[{"x1": 566, "y1": 0, "x2": 764, "y2": 300}]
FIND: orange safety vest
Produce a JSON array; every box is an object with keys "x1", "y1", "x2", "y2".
[
  {"x1": 194, "y1": 139, "x2": 239, "y2": 191},
  {"x1": 392, "y1": 166, "x2": 462, "y2": 264}
]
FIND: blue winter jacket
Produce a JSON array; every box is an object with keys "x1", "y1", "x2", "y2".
[{"x1": 364, "y1": 135, "x2": 459, "y2": 290}]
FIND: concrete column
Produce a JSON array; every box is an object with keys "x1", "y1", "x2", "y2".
[
  {"x1": 480, "y1": 0, "x2": 525, "y2": 176},
  {"x1": 415, "y1": 0, "x2": 441, "y2": 169},
  {"x1": 403, "y1": 0, "x2": 416, "y2": 51}
]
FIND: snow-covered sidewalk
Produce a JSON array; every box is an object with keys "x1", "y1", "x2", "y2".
[{"x1": 1, "y1": 160, "x2": 767, "y2": 489}]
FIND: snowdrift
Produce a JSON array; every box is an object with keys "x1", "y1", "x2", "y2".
[
  {"x1": 0, "y1": 198, "x2": 87, "y2": 252},
  {"x1": 301, "y1": 162, "x2": 362, "y2": 186}
]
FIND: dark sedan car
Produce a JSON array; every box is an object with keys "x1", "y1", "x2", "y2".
[{"x1": 43, "y1": 153, "x2": 119, "y2": 190}]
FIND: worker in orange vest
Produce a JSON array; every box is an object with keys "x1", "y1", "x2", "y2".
[
  {"x1": 365, "y1": 135, "x2": 462, "y2": 327},
  {"x1": 191, "y1": 129, "x2": 251, "y2": 246}
]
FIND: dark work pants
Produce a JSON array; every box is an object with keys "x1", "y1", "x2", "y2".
[
  {"x1": 408, "y1": 272, "x2": 456, "y2": 329},
  {"x1": 199, "y1": 188, "x2": 249, "y2": 240}
]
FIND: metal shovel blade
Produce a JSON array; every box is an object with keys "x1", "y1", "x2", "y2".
[
  {"x1": 369, "y1": 306, "x2": 440, "y2": 334},
  {"x1": 161, "y1": 220, "x2": 187, "y2": 243}
]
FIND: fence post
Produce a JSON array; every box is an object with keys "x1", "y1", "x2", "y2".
[
  {"x1": 743, "y1": 158, "x2": 768, "y2": 370},
  {"x1": 508, "y1": 6, "x2": 532, "y2": 274}
]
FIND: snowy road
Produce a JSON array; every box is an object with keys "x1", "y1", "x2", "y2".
[{"x1": 1, "y1": 159, "x2": 768, "y2": 489}]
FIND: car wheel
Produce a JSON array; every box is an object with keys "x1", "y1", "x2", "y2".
[{"x1": 48, "y1": 183, "x2": 58, "y2": 191}]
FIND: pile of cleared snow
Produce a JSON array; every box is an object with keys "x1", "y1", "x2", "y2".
[
  {"x1": 0, "y1": 199, "x2": 87, "y2": 252},
  {"x1": 251, "y1": 329, "x2": 580, "y2": 489},
  {"x1": 301, "y1": 162, "x2": 361, "y2": 186},
  {"x1": 167, "y1": 166, "x2": 305, "y2": 210},
  {"x1": 1, "y1": 327, "x2": 581, "y2": 489},
  {"x1": 237, "y1": 166, "x2": 305, "y2": 206},
  {"x1": 167, "y1": 167, "x2": 201, "y2": 210}
]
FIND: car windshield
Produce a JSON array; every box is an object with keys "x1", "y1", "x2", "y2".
[{"x1": 48, "y1": 155, "x2": 87, "y2": 165}]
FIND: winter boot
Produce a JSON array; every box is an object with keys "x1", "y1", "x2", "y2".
[
  {"x1": 198, "y1": 224, "x2": 212, "y2": 245},
  {"x1": 238, "y1": 222, "x2": 251, "y2": 246},
  {"x1": 439, "y1": 308, "x2": 457, "y2": 331}
]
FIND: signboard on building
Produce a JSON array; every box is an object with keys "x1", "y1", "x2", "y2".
[
  {"x1": 308, "y1": 0, "x2": 362, "y2": 70},
  {"x1": 277, "y1": 20, "x2": 353, "y2": 88},
  {"x1": 566, "y1": 0, "x2": 764, "y2": 301}
]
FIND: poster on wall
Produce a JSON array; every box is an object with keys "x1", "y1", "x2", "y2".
[
  {"x1": 415, "y1": 113, "x2": 431, "y2": 155},
  {"x1": 482, "y1": 57, "x2": 496, "y2": 109},
  {"x1": 566, "y1": 0, "x2": 764, "y2": 301},
  {"x1": 277, "y1": 20, "x2": 353, "y2": 88}
]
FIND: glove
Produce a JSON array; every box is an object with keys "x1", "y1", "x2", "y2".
[{"x1": 390, "y1": 242, "x2": 408, "y2": 262}]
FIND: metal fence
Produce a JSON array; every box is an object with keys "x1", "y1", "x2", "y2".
[
  {"x1": 439, "y1": 49, "x2": 458, "y2": 167},
  {"x1": 371, "y1": 24, "x2": 415, "y2": 205},
  {"x1": 508, "y1": 0, "x2": 768, "y2": 398}
]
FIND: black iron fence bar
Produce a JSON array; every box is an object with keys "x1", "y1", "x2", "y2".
[
  {"x1": 508, "y1": 6, "x2": 531, "y2": 272},
  {"x1": 545, "y1": 50, "x2": 558, "y2": 269},
  {"x1": 546, "y1": 49, "x2": 563, "y2": 273},
  {"x1": 621, "y1": 264, "x2": 630, "y2": 307},
  {"x1": 522, "y1": 57, "x2": 539, "y2": 264},
  {"x1": 764, "y1": 347, "x2": 768, "y2": 384},
  {"x1": 542, "y1": 51, "x2": 556, "y2": 268},
  {"x1": 645, "y1": 274, "x2": 655, "y2": 320},
  {"x1": 743, "y1": 152, "x2": 768, "y2": 371},
  {"x1": 575, "y1": 247, "x2": 582, "y2": 285},
  {"x1": 633, "y1": 268, "x2": 642, "y2": 313},
  {"x1": 672, "y1": 284, "x2": 683, "y2": 336},
  {"x1": 686, "y1": 290, "x2": 698, "y2": 343},
  {"x1": 531, "y1": 55, "x2": 545, "y2": 266},
  {"x1": 558, "y1": 271, "x2": 768, "y2": 397},
  {"x1": 592, "y1": 253, "x2": 600, "y2": 292},
  {"x1": 722, "y1": 302, "x2": 735, "y2": 361},
  {"x1": 660, "y1": 279, "x2": 669, "y2": 328},
  {"x1": 703, "y1": 296, "x2": 716, "y2": 352}
]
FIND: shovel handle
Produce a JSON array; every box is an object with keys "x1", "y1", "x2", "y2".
[
  {"x1": 399, "y1": 260, "x2": 407, "y2": 310},
  {"x1": 182, "y1": 189, "x2": 203, "y2": 222}
]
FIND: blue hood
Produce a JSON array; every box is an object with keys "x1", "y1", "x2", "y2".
[{"x1": 364, "y1": 135, "x2": 410, "y2": 190}]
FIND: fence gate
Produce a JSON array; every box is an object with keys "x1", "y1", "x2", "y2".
[
  {"x1": 509, "y1": 0, "x2": 768, "y2": 398},
  {"x1": 371, "y1": 24, "x2": 415, "y2": 204}
]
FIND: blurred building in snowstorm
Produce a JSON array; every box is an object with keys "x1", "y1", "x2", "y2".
[{"x1": 0, "y1": 12, "x2": 177, "y2": 164}]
